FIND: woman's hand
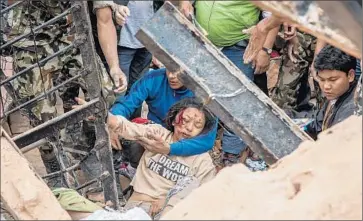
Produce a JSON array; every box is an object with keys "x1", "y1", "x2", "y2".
[
  {"x1": 150, "y1": 198, "x2": 167, "y2": 217},
  {"x1": 136, "y1": 129, "x2": 170, "y2": 155},
  {"x1": 72, "y1": 97, "x2": 96, "y2": 121},
  {"x1": 107, "y1": 113, "x2": 123, "y2": 150}
]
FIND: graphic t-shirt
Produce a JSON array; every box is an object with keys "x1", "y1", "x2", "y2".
[{"x1": 111, "y1": 115, "x2": 216, "y2": 199}]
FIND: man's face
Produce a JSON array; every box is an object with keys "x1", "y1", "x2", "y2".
[
  {"x1": 166, "y1": 70, "x2": 184, "y2": 89},
  {"x1": 316, "y1": 69, "x2": 355, "y2": 100}
]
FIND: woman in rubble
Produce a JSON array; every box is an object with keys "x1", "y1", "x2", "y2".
[{"x1": 107, "y1": 97, "x2": 217, "y2": 219}]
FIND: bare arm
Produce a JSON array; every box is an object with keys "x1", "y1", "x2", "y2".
[
  {"x1": 96, "y1": 7, "x2": 119, "y2": 71},
  {"x1": 95, "y1": 6, "x2": 129, "y2": 93},
  {"x1": 263, "y1": 27, "x2": 279, "y2": 49},
  {"x1": 107, "y1": 113, "x2": 168, "y2": 141},
  {"x1": 243, "y1": 15, "x2": 283, "y2": 63},
  {"x1": 310, "y1": 38, "x2": 327, "y2": 78},
  {"x1": 252, "y1": 24, "x2": 280, "y2": 74},
  {"x1": 314, "y1": 38, "x2": 327, "y2": 59}
]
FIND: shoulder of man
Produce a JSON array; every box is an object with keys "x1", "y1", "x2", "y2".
[{"x1": 334, "y1": 92, "x2": 356, "y2": 123}]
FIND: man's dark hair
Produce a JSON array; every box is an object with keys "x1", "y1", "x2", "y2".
[
  {"x1": 164, "y1": 98, "x2": 216, "y2": 134},
  {"x1": 314, "y1": 45, "x2": 356, "y2": 75}
]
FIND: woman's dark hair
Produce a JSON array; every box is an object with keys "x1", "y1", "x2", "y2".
[
  {"x1": 164, "y1": 97, "x2": 216, "y2": 134},
  {"x1": 314, "y1": 45, "x2": 356, "y2": 75}
]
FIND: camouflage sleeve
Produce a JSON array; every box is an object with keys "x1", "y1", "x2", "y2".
[
  {"x1": 354, "y1": 74, "x2": 362, "y2": 116},
  {"x1": 93, "y1": 1, "x2": 116, "y2": 13}
]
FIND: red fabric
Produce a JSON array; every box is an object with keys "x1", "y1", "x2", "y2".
[
  {"x1": 271, "y1": 50, "x2": 280, "y2": 58},
  {"x1": 131, "y1": 117, "x2": 151, "y2": 125}
]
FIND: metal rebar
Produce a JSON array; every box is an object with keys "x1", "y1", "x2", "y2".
[
  {"x1": 63, "y1": 147, "x2": 89, "y2": 156},
  {"x1": 0, "y1": 1, "x2": 23, "y2": 14},
  {"x1": 2, "y1": 70, "x2": 86, "y2": 119},
  {"x1": 51, "y1": 139, "x2": 72, "y2": 188},
  {"x1": 0, "y1": 43, "x2": 75, "y2": 86},
  {"x1": 21, "y1": 138, "x2": 47, "y2": 153},
  {"x1": 42, "y1": 162, "x2": 80, "y2": 179},
  {"x1": 75, "y1": 172, "x2": 110, "y2": 191},
  {"x1": 0, "y1": 5, "x2": 78, "y2": 50},
  {"x1": 12, "y1": 98, "x2": 100, "y2": 148}
]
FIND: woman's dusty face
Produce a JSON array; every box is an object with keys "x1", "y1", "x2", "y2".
[{"x1": 173, "y1": 107, "x2": 206, "y2": 141}]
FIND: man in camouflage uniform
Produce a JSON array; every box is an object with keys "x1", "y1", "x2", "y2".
[
  {"x1": 354, "y1": 63, "x2": 362, "y2": 116},
  {"x1": 269, "y1": 30, "x2": 318, "y2": 118},
  {"x1": 7, "y1": 0, "x2": 120, "y2": 187}
]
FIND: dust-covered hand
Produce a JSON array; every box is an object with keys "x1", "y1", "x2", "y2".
[
  {"x1": 179, "y1": 1, "x2": 194, "y2": 18},
  {"x1": 282, "y1": 23, "x2": 297, "y2": 41},
  {"x1": 110, "y1": 66, "x2": 127, "y2": 94},
  {"x1": 150, "y1": 198, "x2": 167, "y2": 217},
  {"x1": 72, "y1": 97, "x2": 96, "y2": 121},
  {"x1": 114, "y1": 5, "x2": 130, "y2": 26},
  {"x1": 252, "y1": 50, "x2": 270, "y2": 74},
  {"x1": 136, "y1": 129, "x2": 170, "y2": 155},
  {"x1": 107, "y1": 114, "x2": 123, "y2": 150},
  {"x1": 242, "y1": 23, "x2": 269, "y2": 64}
]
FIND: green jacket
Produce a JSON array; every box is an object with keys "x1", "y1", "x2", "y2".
[{"x1": 195, "y1": 1, "x2": 260, "y2": 47}]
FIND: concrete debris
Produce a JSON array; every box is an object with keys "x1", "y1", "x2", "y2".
[
  {"x1": 162, "y1": 116, "x2": 362, "y2": 220},
  {"x1": 0, "y1": 129, "x2": 71, "y2": 220}
]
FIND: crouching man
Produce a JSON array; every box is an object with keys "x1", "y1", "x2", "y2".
[
  {"x1": 306, "y1": 45, "x2": 358, "y2": 139},
  {"x1": 108, "y1": 98, "x2": 217, "y2": 219}
]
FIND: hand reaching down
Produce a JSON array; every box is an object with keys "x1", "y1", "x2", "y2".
[
  {"x1": 110, "y1": 66, "x2": 127, "y2": 94},
  {"x1": 114, "y1": 5, "x2": 130, "y2": 26}
]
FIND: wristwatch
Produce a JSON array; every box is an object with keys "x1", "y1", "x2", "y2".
[{"x1": 262, "y1": 47, "x2": 272, "y2": 56}]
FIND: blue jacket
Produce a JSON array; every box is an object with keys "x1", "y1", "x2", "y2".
[{"x1": 110, "y1": 68, "x2": 218, "y2": 156}]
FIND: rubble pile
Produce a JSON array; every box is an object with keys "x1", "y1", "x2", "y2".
[{"x1": 163, "y1": 116, "x2": 362, "y2": 220}]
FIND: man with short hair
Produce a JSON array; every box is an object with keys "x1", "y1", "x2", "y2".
[{"x1": 306, "y1": 45, "x2": 357, "y2": 139}]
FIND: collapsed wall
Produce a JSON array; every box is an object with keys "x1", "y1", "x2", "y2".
[{"x1": 163, "y1": 116, "x2": 362, "y2": 220}]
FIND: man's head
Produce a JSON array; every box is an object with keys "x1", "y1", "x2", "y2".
[
  {"x1": 166, "y1": 70, "x2": 184, "y2": 89},
  {"x1": 165, "y1": 98, "x2": 215, "y2": 141},
  {"x1": 314, "y1": 45, "x2": 356, "y2": 100}
]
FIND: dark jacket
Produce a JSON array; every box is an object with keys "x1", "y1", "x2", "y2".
[{"x1": 306, "y1": 81, "x2": 357, "y2": 140}]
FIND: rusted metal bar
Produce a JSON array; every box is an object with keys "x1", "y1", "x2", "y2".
[
  {"x1": 0, "y1": 4, "x2": 78, "y2": 50},
  {"x1": 12, "y1": 98, "x2": 100, "y2": 147},
  {"x1": 75, "y1": 171, "x2": 110, "y2": 191},
  {"x1": 0, "y1": 1, "x2": 23, "y2": 14},
  {"x1": 71, "y1": 0, "x2": 119, "y2": 209},
  {"x1": 136, "y1": 2, "x2": 312, "y2": 165},
  {"x1": 42, "y1": 161, "x2": 81, "y2": 179},
  {"x1": 252, "y1": 1, "x2": 362, "y2": 59},
  {"x1": 21, "y1": 138, "x2": 47, "y2": 153},
  {"x1": 1, "y1": 43, "x2": 78, "y2": 86},
  {"x1": 1, "y1": 70, "x2": 86, "y2": 119},
  {"x1": 63, "y1": 147, "x2": 88, "y2": 156}
]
